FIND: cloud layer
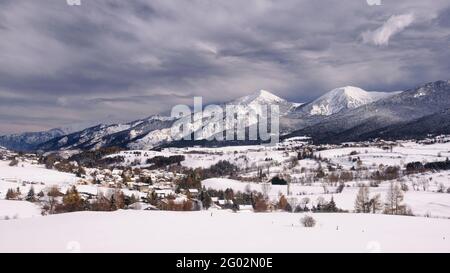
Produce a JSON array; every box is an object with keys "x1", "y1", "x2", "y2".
[
  {"x1": 362, "y1": 13, "x2": 415, "y2": 46},
  {"x1": 0, "y1": 0, "x2": 449, "y2": 134}
]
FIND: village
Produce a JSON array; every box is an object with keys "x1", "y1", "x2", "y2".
[{"x1": 1, "y1": 135, "x2": 450, "y2": 253}]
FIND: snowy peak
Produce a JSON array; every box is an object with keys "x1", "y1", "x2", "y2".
[
  {"x1": 308, "y1": 86, "x2": 397, "y2": 116},
  {"x1": 329, "y1": 86, "x2": 368, "y2": 98},
  {"x1": 232, "y1": 89, "x2": 286, "y2": 106},
  {"x1": 254, "y1": 89, "x2": 285, "y2": 103},
  {"x1": 287, "y1": 80, "x2": 450, "y2": 143}
]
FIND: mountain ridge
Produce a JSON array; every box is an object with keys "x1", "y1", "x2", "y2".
[
  {"x1": 2, "y1": 81, "x2": 449, "y2": 151},
  {"x1": 286, "y1": 80, "x2": 450, "y2": 143},
  {"x1": 292, "y1": 86, "x2": 400, "y2": 116}
]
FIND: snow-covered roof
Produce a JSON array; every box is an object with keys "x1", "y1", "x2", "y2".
[
  {"x1": 128, "y1": 202, "x2": 155, "y2": 210},
  {"x1": 239, "y1": 205, "x2": 253, "y2": 210},
  {"x1": 134, "y1": 182, "x2": 149, "y2": 186},
  {"x1": 155, "y1": 189, "x2": 174, "y2": 195},
  {"x1": 218, "y1": 199, "x2": 233, "y2": 205}
]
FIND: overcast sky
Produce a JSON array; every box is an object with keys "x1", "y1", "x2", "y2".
[{"x1": 0, "y1": 0, "x2": 449, "y2": 134}]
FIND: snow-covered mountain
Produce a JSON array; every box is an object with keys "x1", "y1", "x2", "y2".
[
  {"x1": 156, "y1": 89, "x2": 298, "y2": 148},
  {"x1": 36, "y1": 89, "x2": 296, "y2": 151},
  {"x1": 299, "y1": 86, "x2": 399, "y2": 116},
  {"x1": 37, "y1": 115, "x2": 175, "y2": 151},
  {"x1": 0, "y1": 128, "x2": 67, "y2": 151},
  {"x1": 360, "y1": 108, "x2": 450, "y2": 140},
  {"x1": 198, "y1": 90, "x2": 297, "y2": 142},
  {"x1": 229, "y1": 89, "x2": 299, "y2": 116},
  {"x1": 2, "y1": 89, "x2": 296, "y2": 152},
  {"x1": 0, "y1": 121, "x2": 102, "y2": 152},
  {"x1": 279, "y1": 86, "x2": 400, "y2": 134},
  {"x1": 232, "y1": 89, "x2": 285, "y2": 105},
  {"x1": 3, "y1": 81, "x2": 450, "y2": 151},
  {"x1": 286, "y1": 80, "x2": 450, "y2": 143}
]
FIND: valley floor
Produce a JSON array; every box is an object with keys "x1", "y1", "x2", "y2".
[
  {"x1": 0, "y1": 210, "x2": 449, "y2": 253},
  {"x1": 1, "y1": 139, "x2": 450, "y2": 253}
]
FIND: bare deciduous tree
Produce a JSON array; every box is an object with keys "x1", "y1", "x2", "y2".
[
  {"x1": 369, "y1": 194, "x2": 383, "y2": 214},
  {"x1": 261, "y1": 182, "x2": 271, "y2": 199},
  {"x1": 354, "y1": 185, "x2": 370, "y2": 213},
  {"x1": 301, "y1": 215, "x2": 316, "y2": 227},
  {"x1": 384, "y1": 182, "x2": 405, "y2": 215}
]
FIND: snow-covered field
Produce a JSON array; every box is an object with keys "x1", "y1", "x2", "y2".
[
  {"x1": 0, "y1": 161, "x2": 79, "y2": 198},
  {"x1": 108, "y1": 145, "x2": 300, "y2": 170},
  {"x1": 0, "y1": 200, "x2": 41, "y2": 219},
  {"x1": 0, "y1": 161, "x2": 78, "y2": 185},
  {"x1": 202, "y1": 174, "x2": 450, "y2": 218},
  {"x1": 317, "y1": 142, "x2": 450, "y2": 169},
  {"x1": 202, "y1": 178, "x2": 325, "y2": 197},
  {"x1": 1, "y1": 140, "x2": 450, "y2": 253},
  {"x1": 0, "y1": 161, "x2": 80, "y2": 199},
  {"x1": 0, "y1": 210, "x2": 449, "y2": 253}
]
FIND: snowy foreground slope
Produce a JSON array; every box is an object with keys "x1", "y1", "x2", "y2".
[
  {"x1": 0, "y1": 200, "x2": 41, "y2": 219},
  {"x1": 0, "y1": 210, "x2": 449, "y2": 253}
]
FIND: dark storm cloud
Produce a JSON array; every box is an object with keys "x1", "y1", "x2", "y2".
[
  {"x1": 0, "y1": 0, "x2": 449, "y2": 133},
  {"x1": 437, "y1": 6, "x2": 450, "y2": 27}
]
